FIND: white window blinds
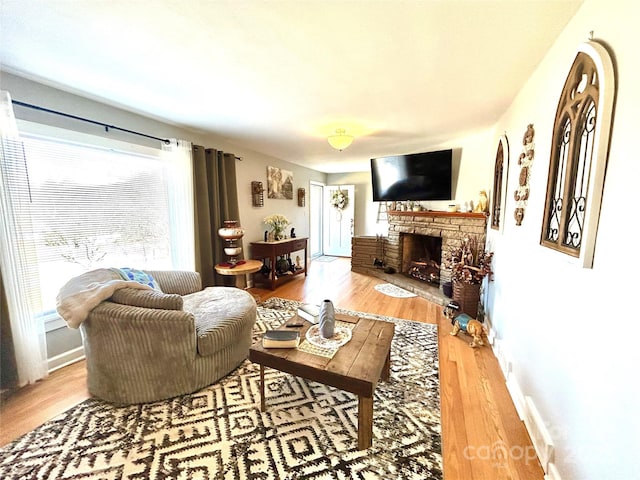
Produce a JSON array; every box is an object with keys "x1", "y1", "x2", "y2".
[{"x1": 6, "y1": 132, "x2": 193, "y2": 313}]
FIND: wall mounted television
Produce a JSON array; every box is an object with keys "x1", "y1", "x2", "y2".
[{"x1": 370, "y1": 149, "x2": 453, "y2": 202}]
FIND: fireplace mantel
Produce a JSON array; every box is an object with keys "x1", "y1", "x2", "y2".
[{"x1": 388, "y1": 210, "x2": 488, "y2": 219}]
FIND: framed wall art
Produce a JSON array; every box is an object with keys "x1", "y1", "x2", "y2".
[{"x1": 267, "y1": 166, "x2": 293, "y2": 200}]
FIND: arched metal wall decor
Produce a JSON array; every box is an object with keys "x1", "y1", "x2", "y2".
[
  {"x1": 491, "y1": 134, "x2": 509, "y2": 232},
  {"x1": 540, "y1": 40, "x2": 616, "y2": 268}
]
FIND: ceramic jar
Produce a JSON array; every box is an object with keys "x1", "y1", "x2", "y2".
[{"x1": 318, "y1": 299, "x2": 335, "y2": 338}]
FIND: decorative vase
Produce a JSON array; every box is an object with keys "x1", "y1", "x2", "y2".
[
  {"x1": 218, "y1": 220, "x2": 244, "y2": 240},
  {"x1": 318, "y1": 299, "x2": 335, "y2": 338},
  {"x1": 217, "y1": 220, "x2": 245, "y2": 265},
  {"x1": 273, "y1": 227, "x2": 283, "y2": 241},
  {"x1": 452, "y1": 280, "x2": 481, "y2": 317}
]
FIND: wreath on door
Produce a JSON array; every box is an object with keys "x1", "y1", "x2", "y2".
[
  {"x1": 330, "y1": 189, "x2": 348, "y2": 220},
  {"x1": 330, "y1": 190, "x2": 348, "y2": 210}
]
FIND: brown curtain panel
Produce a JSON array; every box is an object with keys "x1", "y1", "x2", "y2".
[
  {"x1": 192, "y1": 146, "x2": 241, "y2": 287},
  {"x1": 0, "y1": 269, "x2": 19, "y2": 392}
]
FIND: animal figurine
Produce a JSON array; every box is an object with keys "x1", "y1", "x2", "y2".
[
  {"x1": 474, "y1": 190, "x2": 490, "y2": 214},
  {"x1": 443, "y1": 300, "x2": 485, "y2": 347}
]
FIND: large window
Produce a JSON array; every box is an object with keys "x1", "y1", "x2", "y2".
[
  {"x1": 5, "y1": 130, "x2": 194, "y2": 315},
  {"x1": 540, "y1": 41, "x2": 615, "y2": 268}
]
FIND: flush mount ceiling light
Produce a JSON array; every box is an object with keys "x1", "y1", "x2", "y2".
[{"x1": 327, "y1": 128, "x2": 354, "y2": 151}]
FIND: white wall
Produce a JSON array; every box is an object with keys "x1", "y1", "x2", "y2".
[{"x1": 486, "y1": 1, "x2": 639, "y2": 478}]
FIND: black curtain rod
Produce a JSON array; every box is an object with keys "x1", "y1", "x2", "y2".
[{"x1": 12, "y1": 100, "x2": 172, "y2": 145}]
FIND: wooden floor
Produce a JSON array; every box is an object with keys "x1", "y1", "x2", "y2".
[{"x1": 0, "y1": 257, "x2": 543, "y2": 479}]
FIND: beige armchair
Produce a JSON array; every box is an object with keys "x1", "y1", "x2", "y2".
[{"x1": 80, "y1": 270, "x2": 256, "y2": 405}]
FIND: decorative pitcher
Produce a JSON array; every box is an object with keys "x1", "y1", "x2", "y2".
[{"x1": 319, "y1": 299, "x2": 335, "y2": 338}]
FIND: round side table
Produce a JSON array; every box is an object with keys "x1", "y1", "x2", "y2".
[
  {"x1": 214, "y1": 259, "x2": 263, "y2": 302},
  {"x1": 214, "y1": 259, "x2": 263, "y2": 276}
]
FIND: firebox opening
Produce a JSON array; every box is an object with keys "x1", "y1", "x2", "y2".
[{"x1": 401, "y1": 234, "x2": 442, "y2": 285}]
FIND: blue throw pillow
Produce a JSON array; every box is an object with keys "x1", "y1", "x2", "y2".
[{"x1": 117, "y1": 268, "x2": 161, "y2": 291}]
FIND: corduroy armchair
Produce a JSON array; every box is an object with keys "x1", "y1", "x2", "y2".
[{"x1": 80, "y1": 270, "x2": 256, "y2": 405}]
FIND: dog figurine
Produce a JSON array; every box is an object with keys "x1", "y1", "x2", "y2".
[{"x1": 443, "y1": 300, "x2": 485, "y2": 347}]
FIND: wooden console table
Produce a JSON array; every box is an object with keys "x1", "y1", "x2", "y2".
[{"x1": 250, "y1": 237, "x2": 307, "y2": 290}]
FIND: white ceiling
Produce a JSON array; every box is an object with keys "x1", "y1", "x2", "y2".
[{"x1": 1, "y1": 0, "x2": 582, "y2": 172}]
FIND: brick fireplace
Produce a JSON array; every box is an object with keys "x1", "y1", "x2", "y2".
[{"x1": 351, "y1": 211, "x2": 487, "y2": 304}]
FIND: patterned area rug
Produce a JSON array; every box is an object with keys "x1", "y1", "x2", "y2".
[
  {"x1": 374, "y1": 283, "x2": 418, "y2": 298},
  {"x1": 0, "y1": 298, "x2": 441, "y2": 480}
]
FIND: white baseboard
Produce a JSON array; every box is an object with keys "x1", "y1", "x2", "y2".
[
  {"x1": 524, "y1": 396, "x2": 555, "y2": 472},
  {"x1": 506, "y1": 375, "x2": 526, "y2": 420},
  {"x1": 492, "y1": 335, "x2": 556, "y2": 474},
  {"x1": 544, "y1": 462, "x2": 562, "y2": 480},
  {"x1": 48, "y1": 346, "x2": 85, "y2": 373},
  {"x1": 484, "y1": 312, "x2": 496, "y2": 346},
  {"x1": 485, "y1": 317, "x2": 561, "y2": 472},
  {"x1": 493, "y1": 338, "x2": 512, "y2": 380}
]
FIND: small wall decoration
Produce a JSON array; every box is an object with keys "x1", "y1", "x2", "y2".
[
  {"x1": 514, "y1": 124, "x2": 535, "y2": 226},
  {"x1": 297, "y1": 188, "x2": 305, "y2": 207},
  {"x1": 267, "y1": 166, "x2": 293, "y2": 199},
  {"x1": 251, "y1": 181, "x2": 264, "y2": 207}
]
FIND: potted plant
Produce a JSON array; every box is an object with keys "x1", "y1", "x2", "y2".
[{"x1": 443, "y1": 236, "x2": 493, "y2": 316}]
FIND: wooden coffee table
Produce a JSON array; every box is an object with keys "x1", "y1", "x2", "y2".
[{"x1": 249, "y1": 312, "x2": 395, "y2": 450}]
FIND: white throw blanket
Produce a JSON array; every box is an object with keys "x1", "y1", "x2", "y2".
[{"x1": 56, "y1": 268, "x2": 152, "y2": 329}]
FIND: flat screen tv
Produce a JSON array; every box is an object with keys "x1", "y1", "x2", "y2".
[{"x1": 371, "y1": 149, "x2": 453, "y2": 202}]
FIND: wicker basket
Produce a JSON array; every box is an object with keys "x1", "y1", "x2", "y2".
[{"x1": 452, "y1": 281, "x2": 481, "y2": 317}]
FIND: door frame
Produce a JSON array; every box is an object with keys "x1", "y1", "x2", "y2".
[{"x1": 309, "y1": 181, "x2": 324, "y2": 258}]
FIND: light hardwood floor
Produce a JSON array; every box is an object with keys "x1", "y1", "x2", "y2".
[{"x1": 0, "y1": 257, "x2": 543, "y2": 479}]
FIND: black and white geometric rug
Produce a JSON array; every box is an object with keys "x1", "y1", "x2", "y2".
[{"x1": 0, "y1": 298, "x2": 442, "y2": 479}]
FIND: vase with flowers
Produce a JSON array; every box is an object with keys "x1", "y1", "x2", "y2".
[
  {"x1": 263, "y1": 214, "x2": 290, "y2": 241},
  {"x1": 443, "y1": 236, "x2": 493, "y2": 316}
]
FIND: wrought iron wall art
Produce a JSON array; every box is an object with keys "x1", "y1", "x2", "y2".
[
  {"x1": 491, "y1": 134, "x2": 509, "y2": 232},
  {"x1": 514, "y1": 124, "x2": 535, "y2": 225},
  {"x1": 540, "y1": 40, "x2": 616, "y2": 268}
]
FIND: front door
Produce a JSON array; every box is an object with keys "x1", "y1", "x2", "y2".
[{"x1": 323, "y1": 185, "x2": 355, "y2": 257}]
